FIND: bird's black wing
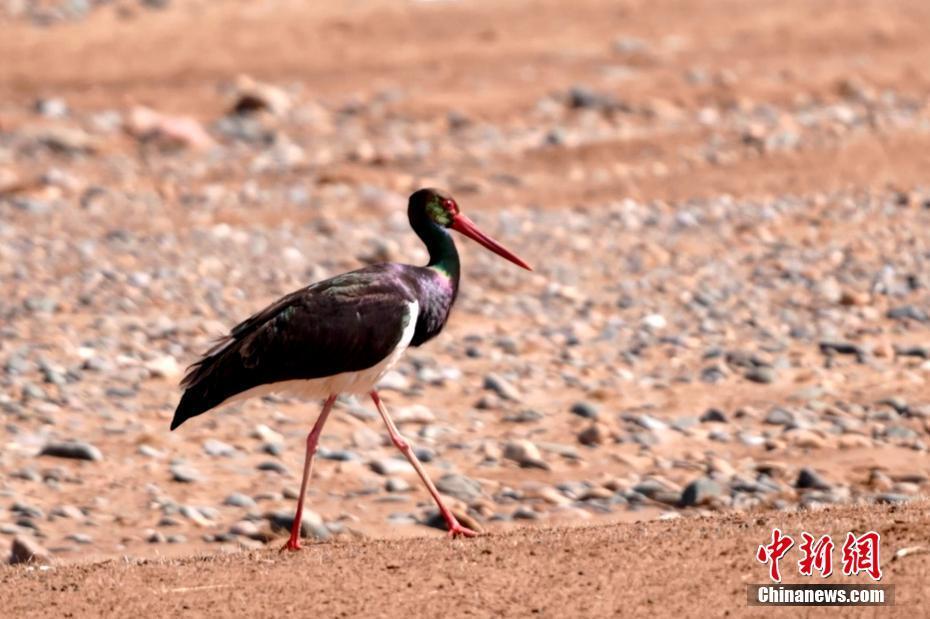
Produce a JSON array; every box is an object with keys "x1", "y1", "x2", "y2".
[{"x1": 171, "y1": 267, "x2": 415, "y2": 429}]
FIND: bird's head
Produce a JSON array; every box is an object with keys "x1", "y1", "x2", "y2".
[{"x1": 409, "y1": 187, "x2": 532, "y2": 271}]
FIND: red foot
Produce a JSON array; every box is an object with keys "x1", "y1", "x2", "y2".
[
  {"x1": 446, "y1": 520, "x2": 479, "y2": 539},
  {"x1": 280, "y1": 537, "x2": 302, "y2": 552}
]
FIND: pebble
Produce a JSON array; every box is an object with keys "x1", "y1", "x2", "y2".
[
  {"x1": 9, "y1": 536, "x2": 51, "y2": 565},
  {"x1": 385, "y1": 477, "x2": 412, "y2": 493},
  {"x1": 700, "y1": 408, "x2": 728, "y2": 423},
  {"x1": 483, "y1": 373, "x2": 522, "y2": 401},
  {"x1": 577, "y1": 423, "x2": 610, "y2": 446},
  {"x1": 745, "y1": 367, "x2": 776, "y2": 384},
  {"x1": 170, "y1": 464, "x2": 202, "y2": 483},
  {"x1": 38, "y1": 441, "x2": 103, "y2": 461},
  {"x1": 796, "y1": 467, "x2": 832, "y2": 490},
  {"x1": 203, "y1": 439, "x2": 237, "y2": 457},
  {"x1": 678, "y1": 478, "x2": 723, "y2": 507},
  {"x1": 570, "y1": 401, "x2": 600, "y2": 419},
  {"x1": 436, "y1": 474, "x2": 483, "y2": 503},
  {"x1": 369, "y1": 458, "x2": 414, "y2": 476},
  {"x1": 503, "y1": 439, "x2": 550, "y2": 470},
  {"x1": 223, "y1": 493, "x2": 257, "y2": 508},
  {"x1": 785, "y1": 429, "x2": 826, "y2": 449},
  {"x1": 256, "y1": 461, "x2": 290, "y2": 475},
  {"x1": 266, "y1": 510, "x2": 329, "y2": 540}
]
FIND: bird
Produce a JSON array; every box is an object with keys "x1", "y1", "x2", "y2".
[{"x1": 171, "y1": 188, "x2": 531, "y2": 550}]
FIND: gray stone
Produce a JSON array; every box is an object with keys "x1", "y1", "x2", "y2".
[
  {"x1": 223, "y1": 493, "x2": 256, "y2": 508},
  {"x1": 700, "y1": 408, "x2": 728, "y2": 423},
  {"x1": 369, "y1": 458, "x2": 414, "y2": 476},
  {"x1": 745, "y1": 367, "x2": 776, "y2": 384},
  {"x1": 570, "y1": 402, "x2": 599, "y2": 419},
  {"x1": 678, "y1": 478, "x2": 723, "y2": 507},
  {"x1": 266, "y1": 510, "x2": 329, "y2": 540},
  {"x1": 39, "y1": 441, "x2": 102, "y2": 462},
  {"x1": 385, "y1": 477, "x2": 412, "y2": 493},
  {"x1": 256, "y1": 461, "x2": 290, "y2": 475},
  {"x1": 765, "y1": 408, "x2": 794, "y2": 426},
  {"x1": 9, "y1": 536, "x2": 51, "y2": 565},
  {"x1": 436, "y1": 474, "x2": 483, "y2": 503},
  {"x1": 796, "y1": 467, "x2": 832, "y2": 490},
  {"x1": 203, "y1": 439, "x2": 236, "y2": 457},
  {"x1": 483, "y1": 373, "x2": 522, "y2": 401},
  {"x1": 170, "y1": 464, "x2": 202, "y2": 483}
]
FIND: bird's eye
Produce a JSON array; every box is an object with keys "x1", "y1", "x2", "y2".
[{"x1": 442, "y1": 199, "x2": 458, "y2": 214}]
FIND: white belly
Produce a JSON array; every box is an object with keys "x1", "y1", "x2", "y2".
[{"x1": 218, "y1": 300, "x2": 418, "y2": 407}]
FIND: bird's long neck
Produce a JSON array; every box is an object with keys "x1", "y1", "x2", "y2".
[{"x1": 412, "y1": 213, "x2": 461, "y2": 285}]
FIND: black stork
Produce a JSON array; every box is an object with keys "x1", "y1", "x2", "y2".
[{"x1": 171, "y1": 188, "x2": 531, "y2": 550}]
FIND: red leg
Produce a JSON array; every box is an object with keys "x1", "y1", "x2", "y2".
[
  {"x1": 281, "y1": 394, "x2": 337, "y2": 551},
  {"x1": 370, "y1": 390, "x2": 478, "y2": 538}
]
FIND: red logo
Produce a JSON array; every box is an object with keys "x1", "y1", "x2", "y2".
[
  {"x1": 756, "y1": 528, "x2": 795, "y2": 583},
  {"x1": 758, "y1": 529, "x2": 882, "y2": 582},
  {"x1": 841, "y1": 531, "x2": 882, "y2": 581},
  {"x1": 798, "y1": 532, "x2": 834, "y2": 577}
]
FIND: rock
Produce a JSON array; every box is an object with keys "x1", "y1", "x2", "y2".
[
  {"x1": 230, "y1": 75, "x2": 292, "y2": 116},
  {"x1": 764, "y1": 408, "x2": 795, "y2": 426},
  {"x1": 570, "y1": 401, "x2": 599, "y2": 419},
  {"x1": 369, "y1": 458, "x2": 414, "y2": 476},
  {"x1": 642, "y1": 313, "x2": 667, "y2": 330},
  {"x1": 203, "y1": 439, "x2": 236, "y2": 457},
  {"x1": 678, "y1": 478, "x2": 723, "y2": 507},
  {"x1": 34, "y1": 98, "x2": 69, "y2": 118},
  {"x1": 145, "y1": 355, "x2": 180, "y2": 378},
  {"x1": 700, "y1": 408, "x2": 728, "y2": 423},
  {"x1": 170, "y1": 464, "x2": 202, "y2": 483},
  {"x1": 512, "y1": 506, "x2": 541, "y2": 520},
  {"x1": 223, "y1": 493, "x2": 256, "y2": 508},
  {"x1": 257, "y1": 461, "x2": 290, "y2": 475},
  {"x1": 785, "y1": 429, "x2": 826, "y2": 449},
  {"x1": 9, "y1": 536, "x2": 51, "y2": 565},
  {"x1": 39, "y1": 441, "x2": 103, "y2": 462},
  {"x1": 126, "y1": 106, "x2": 213, "y2": 150},
  {"x1": 66, "y1": 533, "x2": 92, "y2": 545},
  {"x1": 503, "y1": 439, "x2": 550, "y2": 470},
  {"x1": 267, "y1": 510, "x2": 329, "y2": 540},
  {"x1": 634, "y1": 414, "x2": 668, "y2": 432},
  {"x1": 504, "y1": 409, "x2": 544, "y2": 423},
  {"x1": 252, "y1": 424, "x2": 284, "y2": 444},
  {"x1": 483, "y1": 373, "x2": 522, "y2": 401},
  {"x1": 436, "y1": 474, "x2": 483, "y2": 503},
  {"x1": 578, "y1": 423, "x2": 610, "y2": 446},
  {"x1": 838, "y1": 434, "x2": 873, "y2": 449},
  {"x1": 30, "y1": 126, "x2": 97, "y2": 154},
  {"x1": 394, "y1": 405, "x2": 435, "y2": 424},
  {"x1": 796, "y1": 467, "x2": 832, "y2": 490},
  {"x1": 50, "y1": 505, "x2": 84, "y2": 520},
  {"x1": 385, "y1": 477, "x2": 412, "y2": 493},
  {"x1": 745, "y1": 367, "x2": 775, "y2": 384},
  {"x1": 875, "y1": 493, "x2": 911, "y2": 505},
  {"x1": 887, "y1": 305, "x2": 929, "y2": 323},
  {"x1": 424, "y1": 509, "x2": 484, "y2": 533},
  {"x1": 229, "y1": 520, "x2": 261, "y2": 539}
]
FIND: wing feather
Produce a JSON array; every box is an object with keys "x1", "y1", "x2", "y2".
[{"x1": 172, "y1": 266, "x2": 414, "y2": 429}]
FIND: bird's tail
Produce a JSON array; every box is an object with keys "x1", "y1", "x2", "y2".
[{"x1": 170, "y1": 346, "x2": 250, "y2": 430}]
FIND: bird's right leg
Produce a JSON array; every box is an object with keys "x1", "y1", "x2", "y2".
[
  {"x1": 281, "y1": 394, "x2": 337, "y2": 552},
  {"x1": 370, "y1": 390, "x2": 478, "y2": 538}
]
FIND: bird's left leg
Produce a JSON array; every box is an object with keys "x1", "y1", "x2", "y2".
[
  {"x1": 370, "y1": 390, "x2": 478, "y2": 538},
  {"x1": 281, "y1": 394, "x2": 338, "y2": 552}
]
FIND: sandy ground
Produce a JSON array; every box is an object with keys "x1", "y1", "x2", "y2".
[
  {"x1": 2, "y1": 500, "x2": 929, "y2": 617},
  {"x1": 2, "y1": 0, "x2": 930, "y2": 615}
]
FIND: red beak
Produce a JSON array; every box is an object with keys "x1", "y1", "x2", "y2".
[{"x1": 451, "y1": 214, "x2": 532, "y2": 271}]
